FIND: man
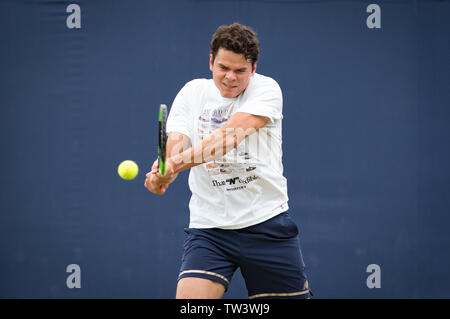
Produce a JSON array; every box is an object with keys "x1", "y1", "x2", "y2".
[{"x1": 144, "y1": 23, "x2": 310, "y2": 299}]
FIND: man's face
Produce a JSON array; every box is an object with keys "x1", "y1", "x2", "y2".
[{"x1": 209, "y1": 48, "x2": 256, "y2": 98}]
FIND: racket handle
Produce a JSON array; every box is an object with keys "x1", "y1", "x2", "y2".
[
  {"x1": 158, "y1": 104, "x2": 168, "y2": 175},
  {"x1": 159, "y1": 156, "x2": 166, "y2": 175}
]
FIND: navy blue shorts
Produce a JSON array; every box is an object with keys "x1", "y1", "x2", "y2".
[{"x1": 178, "y1": 212, "x2": 311, "y2": 299}]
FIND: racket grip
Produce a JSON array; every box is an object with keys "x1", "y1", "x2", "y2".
[{"x1": 159, "y1": 159, "x2": 166, "y2": 175}]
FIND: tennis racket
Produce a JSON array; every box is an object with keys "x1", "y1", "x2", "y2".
[{"x1": 158, "y1": 104, "x2": 168, "y2": 175}]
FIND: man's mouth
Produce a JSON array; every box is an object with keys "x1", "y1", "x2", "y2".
[{"x1": 223, "y1": 83, "x2": 237, "y2": 89}]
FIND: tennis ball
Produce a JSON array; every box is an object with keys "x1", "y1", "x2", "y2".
[{"x1": 117, "y1": 160, "x2": 139, "y2": 180}]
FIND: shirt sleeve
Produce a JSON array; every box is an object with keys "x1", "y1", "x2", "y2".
[
  {"x1": 166, "y1": 81, "x2": 195, "y2": 140},
  {"x1": 237, "y1": 76, "x2": 283, "y2": 123}
]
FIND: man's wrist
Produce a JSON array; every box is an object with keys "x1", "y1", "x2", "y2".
[
  {"x1": 168, "y1": 155, "x2": 183, "y2": 174},
  {"x1": 169, "y1": 151, "x2": 197, "y2": 174}
]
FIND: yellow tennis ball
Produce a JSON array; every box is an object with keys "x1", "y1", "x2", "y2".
[{"x1": 117, "y1": 160, "x2": 139, "y2": 180}]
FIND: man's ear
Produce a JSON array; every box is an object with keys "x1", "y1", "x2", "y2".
[
  {"x1": 209, "y1": 54, "x2": 214, "y2": 71},
  {"x1": 252, "y1": 62, "x2": 257, "y2": 74}
]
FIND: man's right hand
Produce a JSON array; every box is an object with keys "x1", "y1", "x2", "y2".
[{"x1": 144, "y1": 159, "x2": 178, "y2": 195}]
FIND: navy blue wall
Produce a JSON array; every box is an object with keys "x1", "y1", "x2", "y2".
[{"x1": 1, "y1": 0, "x2": 449, "y2": 298}]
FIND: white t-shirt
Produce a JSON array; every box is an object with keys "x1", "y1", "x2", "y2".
[{"x1": 166, "y1": 73, "x2": 289, "y2": 229}]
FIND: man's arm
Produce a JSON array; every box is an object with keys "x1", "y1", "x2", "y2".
[
  {"x1": 167, "y1": 132, "x2": 192, "y2": 159},
  {"x1": 145, "y1": 112, "x2": 268, "y2": 195},
  {"x1": 169, "y1": 112, "x2": 268, "y2": 174}
]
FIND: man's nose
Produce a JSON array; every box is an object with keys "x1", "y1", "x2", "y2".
[{"x1": 225, "y1": 71, "x2": 237, "y2": 81}]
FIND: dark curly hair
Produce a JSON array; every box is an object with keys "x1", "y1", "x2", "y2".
[{"x1": 210, "y1": 23, "x2": 260, "y2": 69}]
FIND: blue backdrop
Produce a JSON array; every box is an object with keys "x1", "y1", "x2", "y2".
[{"x1": 1, "y1": 0, "x2": 449, "y2": 298}]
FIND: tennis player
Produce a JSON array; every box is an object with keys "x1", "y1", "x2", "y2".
[{"x1": 144, "y1": 23, "x2": 311, "y2": 299}]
